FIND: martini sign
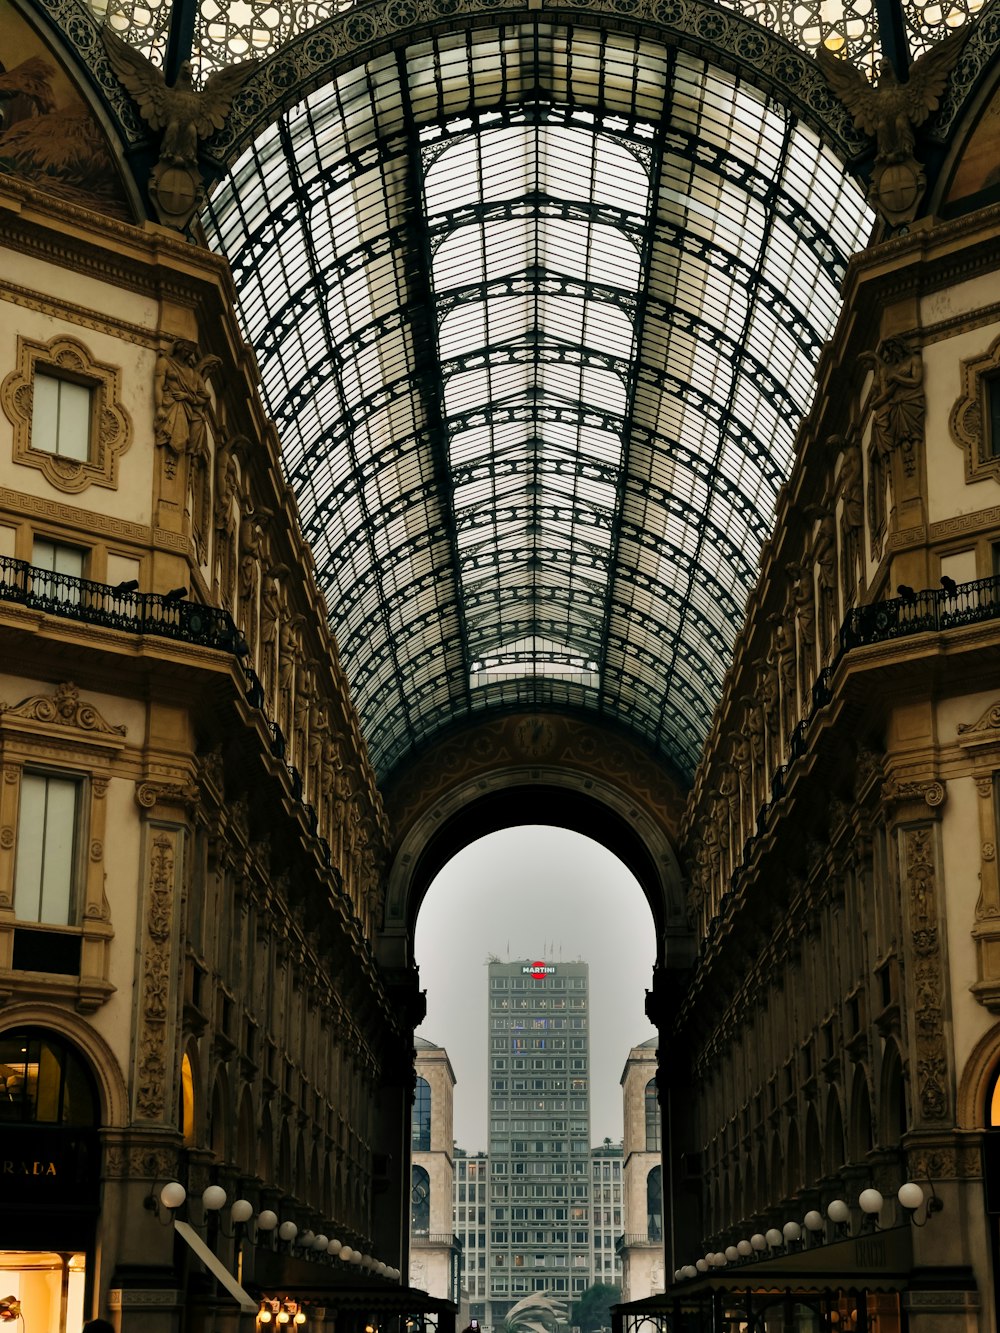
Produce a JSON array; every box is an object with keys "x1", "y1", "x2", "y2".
[{"x1": 524, "y1": 961, "x2": 556, "y2": 979}]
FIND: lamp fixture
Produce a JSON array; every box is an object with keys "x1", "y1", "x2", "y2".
[
  {"x1": 144, "y1": 1180, "x2": 187, "y2": 1223},
  {"x1": 202, "y1": 1185, "x2": 227, "y2": 1212},
  {"x1": 898, "y1": 1178, "x2": 944, "y2": 1225}
]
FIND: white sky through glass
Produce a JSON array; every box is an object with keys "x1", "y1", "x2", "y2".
[{"x1": 414, "y1": 825, "x2": 657, "y2": 1152}]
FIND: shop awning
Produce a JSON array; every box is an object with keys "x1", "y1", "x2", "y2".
[{"x1": 174, "y1": 1220, "x2": 258, "y2": 1314}]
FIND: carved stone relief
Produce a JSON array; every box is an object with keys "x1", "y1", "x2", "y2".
[
  {"x1": 134, "y1": 830, "x2": 180, "y2": 1121},
  {"x1": 901, "y1": 826, "x2": 951, "y2": 1122},
  {"x1": 0, "y1": 682, "x2": 126, "y2": 741}
]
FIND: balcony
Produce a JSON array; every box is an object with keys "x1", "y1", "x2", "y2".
[
  {"x1": 840, "y1": 572, "x2": 1000, "y2": 650},
  {"x1": 411, "y1": 1233, "x2": 463, "y2": 1249},
  {"x1": 615, "y1": 1234, "x2": 662, "y2": 1255},
  {"x1": 0, "y1": 554, "x2": 245, "y2": 654}
]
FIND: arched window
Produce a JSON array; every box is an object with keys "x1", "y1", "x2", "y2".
[
  {"x1": 0, "y1": 1028, "x2": 97, "y2": 1125},
  {"x1": 180, "y1": 1052, "x2": 196, "y2": 1146},
  {"x1": 412, "y1": 1076, "x2": 431, "y2": 1151},
  {"x1": 988, "y1": 1063, "x2": 1000, "y2": 1127},
  {"x1": 644, "y1": 1077, "x2": 660, "y2": 1152},
  {"x1": 411, "y1": 1164, "x2": 430, "y2": 1233},
  {"x1": 646, "y1": 1165, "x2": 662, "y2": 1242}
]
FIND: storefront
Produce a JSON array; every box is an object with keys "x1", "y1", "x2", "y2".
[
  {"x1": 611, "y1": 1225, "x2": 954, "y2": 1331},
  {"x1": 0, "y1": 1028, "x2": 101, "y2": 1332}
]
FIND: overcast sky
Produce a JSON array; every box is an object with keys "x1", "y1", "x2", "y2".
[{"x1": 413, "y1": 825, "x2": 657, "y2": 1152}]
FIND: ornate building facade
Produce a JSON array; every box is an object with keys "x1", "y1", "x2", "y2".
[{"x1": 2, "y1": 0, "x2": 1000, "y2": 1329}]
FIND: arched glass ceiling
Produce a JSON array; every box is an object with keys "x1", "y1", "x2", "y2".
[{"x1": 203, "y1": 25, "x2": 872, "y2": 783}]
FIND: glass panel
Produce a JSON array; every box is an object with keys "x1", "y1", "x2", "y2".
[
  {"x1": 0, "y1": 1031, "x2": 96, "y2": 1125},
  {"x1": 30, "y1": 542, "x2": 84, "y2": 608},
  {"x1": 0, "y1": 1252, "x2": 86, "y2": 1333},
  {"x1": 13, "y1": 774, "x2": 79, "y2": 926},
  {"x1": 30, "y1": 376, "x2": 90, "y2": 462},
  {"x1": 12, "y1": 775, "x2": 45, "y2": 924}
]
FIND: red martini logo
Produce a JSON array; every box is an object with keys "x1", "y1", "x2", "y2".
[{"x1": 523, "y1": 961, "x2": 556, "y2": 979}]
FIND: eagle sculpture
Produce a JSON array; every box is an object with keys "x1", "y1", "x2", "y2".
[
  {"x1": 816, "y1": 32, "x2": 967, "y2": 165},
  {"x1": 102, "y1": 29, "x2": 255, "y2": 171}
]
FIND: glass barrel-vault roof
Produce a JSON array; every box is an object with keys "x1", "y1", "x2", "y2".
[{"x1": 203, "y1": 25, "x2": 873, "y2": 784}]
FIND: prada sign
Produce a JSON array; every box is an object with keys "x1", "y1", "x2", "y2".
[{"x1": 0, "y1": 1127, "x2": 99, "y2": 1209}]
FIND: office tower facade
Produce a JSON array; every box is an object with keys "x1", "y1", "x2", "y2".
[
  {"x1": 486, "y1": 959, "x2": 591, "y2": 1328},
  {"x1": 454, "y1": 1149, "x2": 490, "y2": 1319},
  {"x1": 589, "y1": 1143, "x2": 623, "y2": 1287}
]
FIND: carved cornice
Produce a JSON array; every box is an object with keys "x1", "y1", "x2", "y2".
[
  {"x1": 134, "y1": 779, "x2": 199, "y2": 815},
  {"x1": 958, "y1": 698, "x2": 1000, "y2": 748},
  {"x1": 0, "y1": 276, "x2": 158, "y2": 350},
  {"x1": 882, "y1": 776, "x2": 947, "y2": 816},
  {"x1": 0, "y1": 681, "x2": 126, "y2": 749}
]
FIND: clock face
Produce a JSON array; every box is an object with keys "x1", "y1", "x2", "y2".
[{"x1": 514, "y1": 718, "x2": 556, "y2": 758}]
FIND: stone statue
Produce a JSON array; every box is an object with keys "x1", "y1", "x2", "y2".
[
  {"x1": 787, "y1": 562, "x2": 816, "y2": 653},
  {"x1": 104, "y1": 31, "x2": 256, "y2": 229},
  {"x1": 836, "y1": 437, "x2": 864, "y2": 589},
  {"x1": 153, "y1": 340, "x2": 218, "y2": 474},
  {"x1": 731, "y1": 732, "x2": 752, "y2": 826},
  {"x1": 861, "y1": 338, "x2": 924, "y2": 474},
  {"x1": 811, "y1": 504, "x2": 838, "y2": 652},
  {"x1": 259, "y1": 577, "x2": 281, "y2": 699},
  {"x1": 817, "y1": 33, "x2": 966, "y2": 226}
]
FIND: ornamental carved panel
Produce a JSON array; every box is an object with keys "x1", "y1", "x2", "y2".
[
  {"x1": 901, "y1": 825, "x2": 952, "y2": 1123},
  {"x1": 133, "y1": 829, "x2": 181, "y2": 1122},
  {"x1": 949, "y1": 331, "x2": 1000, "y2": 485},
  {"x1": 1, "y1": 335, "x2": 132, "y2": 493}
]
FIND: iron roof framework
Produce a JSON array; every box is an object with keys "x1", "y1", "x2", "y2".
[
  {"x1": 90, "y1": 0, "x2": 989, "y2": 83},
  {"x1": 202, "y1": 23, "x2": 873, "y2": 783}
]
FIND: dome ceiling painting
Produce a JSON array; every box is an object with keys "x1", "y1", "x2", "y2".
[{"x1": 81, "y1": 0, "x2": 989, "y2": 785}]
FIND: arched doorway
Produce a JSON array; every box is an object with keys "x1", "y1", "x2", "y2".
[
  {"x1": 0, "y1": 1027, "x2": 101, "y2": 1332},
  {"x1": 413, "y1": 824, "x2": 658, "y2": 1315}
]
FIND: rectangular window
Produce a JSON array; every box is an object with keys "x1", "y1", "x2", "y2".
[
  {"x1": 989, "y1": 377, "x2": 1000, "y2": 459},
  {"x1": 32, "y1": 371, "x2": 92, "y2": 460},
  {"x1": 32, "y1": 539, "x2": 85, "y2": 606},
  {"x1": 14, "y1": 771, "x2": 81, "y2": 924}
]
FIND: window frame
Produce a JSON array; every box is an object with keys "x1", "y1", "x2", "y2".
[{"x1": 12, "y1": 767, "x2": 86, "y2": 927}]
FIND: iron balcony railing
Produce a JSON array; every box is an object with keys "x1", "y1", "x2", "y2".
[
  {"x1": 0, "y1": 554, "x2": 246, "y2": 654},
  {"x1": 840, "y1": 572, "x2": 1000, "y2": 649},
  {"x1": 615, "y1": 1233, "x2": 663, "y2": 1251}
]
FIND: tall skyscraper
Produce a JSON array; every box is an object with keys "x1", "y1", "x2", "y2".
[{"x1": 486, "y1": 959, "x2": 591, "y2": 1328}]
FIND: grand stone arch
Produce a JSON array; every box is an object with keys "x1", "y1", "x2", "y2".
[{"x1": 377, "y1": 709, "x2": 692, "y2": 977}]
